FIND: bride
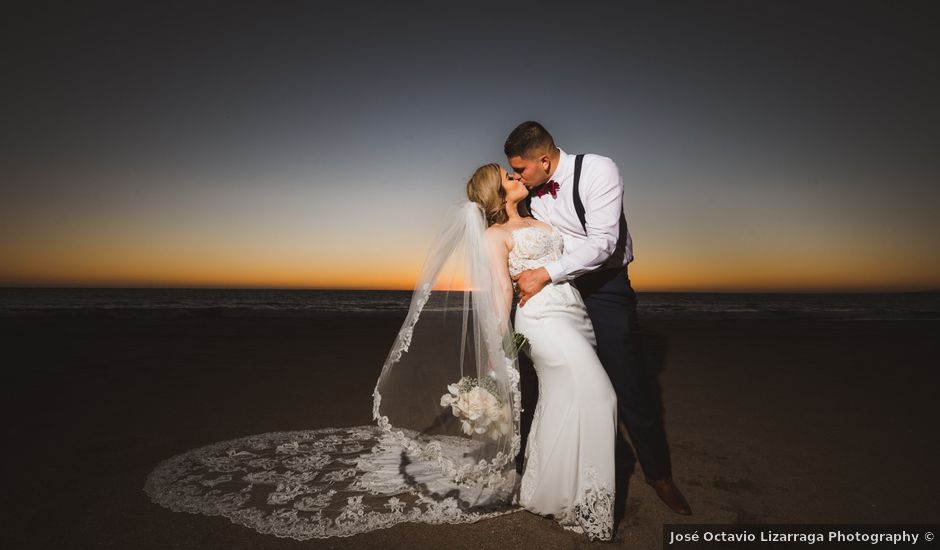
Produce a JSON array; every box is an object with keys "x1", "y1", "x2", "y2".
[
  {"x1": 144, "y1": 164, "x2": 617, "y2": 541},
  {"x1": 467, "y1": 164, "x2": 617, "y2": 540}
]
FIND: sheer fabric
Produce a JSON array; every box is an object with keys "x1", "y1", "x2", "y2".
[{"x1": 144, "y1": 202, "x2": 522, "y2": 539}]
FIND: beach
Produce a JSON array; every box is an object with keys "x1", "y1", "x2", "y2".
[{"x1": 5, "y1": 310, "x2": 938, "y2": 548}]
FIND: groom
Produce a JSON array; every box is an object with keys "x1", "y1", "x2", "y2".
[{"x1": 505, "y1": 121, "x2": 692, "y2": 515}]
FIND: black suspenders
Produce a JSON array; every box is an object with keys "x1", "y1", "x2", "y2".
[
  {"x1": 572, "y1": 153, "x2": 586, "y2": 232},
  {"x1": 525, "y1": 153, "x2": 588, "y2": 233}
]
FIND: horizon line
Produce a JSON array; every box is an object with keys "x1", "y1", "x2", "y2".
[{"x1": 1, "y1": 285, "x2": 938, "y2": 295}]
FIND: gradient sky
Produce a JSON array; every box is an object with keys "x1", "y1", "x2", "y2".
[{"x1": 2, "y1": 1, "x2": 938, "y2": 291}]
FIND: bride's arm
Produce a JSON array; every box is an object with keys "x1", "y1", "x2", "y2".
[{"x1": 484, "y1": 227, "x2": 514, "y2": 322}]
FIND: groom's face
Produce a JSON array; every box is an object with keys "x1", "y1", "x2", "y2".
[{"x1": 507, "y1": 153, "x2": 551, "y2": 189}]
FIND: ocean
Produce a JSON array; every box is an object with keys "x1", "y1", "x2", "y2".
[{"x1": 1, "y1": 287, "x2": 938, "y2": 320}]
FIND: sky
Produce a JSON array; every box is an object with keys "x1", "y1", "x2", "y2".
[{"x1": 1, "y1": 1, "x2": 938, "y2": 292}]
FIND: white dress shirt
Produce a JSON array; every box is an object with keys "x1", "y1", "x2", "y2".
[{"x1": 529, "y1": 148, "x2": 633, "y2": 283}]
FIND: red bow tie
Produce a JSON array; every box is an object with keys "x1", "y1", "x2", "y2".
[{"x1": 534, "y1": 180, "x2": 559, "y2": 199}]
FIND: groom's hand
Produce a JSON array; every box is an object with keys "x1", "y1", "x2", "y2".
[{"x1": 513, "y1": 267, "x2": 551, "y2": 307}]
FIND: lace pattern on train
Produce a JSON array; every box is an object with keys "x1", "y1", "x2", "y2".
[
  {"x1": 144, "y1": 426, "x2": 519, "y2": 540},
  {"x1": 556, "y1": 466, "x2": 615, "y2": 541}
]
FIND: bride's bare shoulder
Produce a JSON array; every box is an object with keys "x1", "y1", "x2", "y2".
[{"x1": 484, "y1": 224, "x2": 513, "y2": 250}]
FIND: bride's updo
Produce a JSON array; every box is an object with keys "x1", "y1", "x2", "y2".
[{"x1": 466, "y1": 163, "x2": 507, "y2": 227}]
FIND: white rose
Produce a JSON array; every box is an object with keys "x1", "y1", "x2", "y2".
[
  {"x1": 440, "y1": 393, "x2": 455, "y2": 407},
  {"x1": 455, "y1": 392, "x2": 471, "y2": 416},
  {"x1": 463, "y1": 387, "x2": 489, "y2": 421}
]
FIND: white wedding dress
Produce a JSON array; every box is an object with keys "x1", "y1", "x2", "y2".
[{"x1": 509, "y1": 225, "x2": 617, "y2": 541}]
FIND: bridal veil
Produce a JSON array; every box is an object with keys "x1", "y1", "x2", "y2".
[{"x1": 144, "y1": 201, "x2": 522, "y2": 539}]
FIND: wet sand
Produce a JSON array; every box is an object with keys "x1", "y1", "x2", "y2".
[{"x1": 5, "y1": 312, "x2": 938, "y2": 548}]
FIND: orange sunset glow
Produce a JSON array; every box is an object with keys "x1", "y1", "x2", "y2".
[{"x1": 2, "y1": 210, "x2": 936, "y2": 292}]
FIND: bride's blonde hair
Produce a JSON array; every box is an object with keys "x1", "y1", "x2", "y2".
[{"x1": 466, "y1": 163, "x2": 509, "y2": 227}]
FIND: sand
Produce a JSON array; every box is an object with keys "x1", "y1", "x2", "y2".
[{"x1": 5, "y1": 311, "x2": 938, "y2": 549}]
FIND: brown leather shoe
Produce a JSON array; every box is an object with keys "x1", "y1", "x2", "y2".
[{"x1": 646, "y1": 477, "x2": 692, "y2": 515}]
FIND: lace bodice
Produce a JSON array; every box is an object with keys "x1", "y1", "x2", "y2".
[{"x1": 508, "y1": 226, "x2": 564, "y2": 279}]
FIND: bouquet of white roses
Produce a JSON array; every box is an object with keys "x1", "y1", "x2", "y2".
[{"x1": 440, "y1": 375, "x2": 511, "y2": 441}]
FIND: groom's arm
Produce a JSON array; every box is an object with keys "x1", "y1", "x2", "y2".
[{"x1": 543, "y1": 155, "x2": 623, "y2": 282}]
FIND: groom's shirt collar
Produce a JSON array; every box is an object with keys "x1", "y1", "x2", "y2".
[{"x1": 550, "y1": 147, "x2": 573, "y2": 186}]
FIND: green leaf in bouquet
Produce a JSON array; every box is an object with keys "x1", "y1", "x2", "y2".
[{"x1": 502, "y1": 330, "x2": 530, "y2": 359}]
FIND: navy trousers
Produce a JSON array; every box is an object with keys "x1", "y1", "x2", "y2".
[{"x1": 574, "y1": 266, "x2": 673, "y2": 481}]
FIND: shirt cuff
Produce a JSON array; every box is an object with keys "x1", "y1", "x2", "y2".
[{"x1": 543, "y1": 261, "x2": 566, "y2": 283}]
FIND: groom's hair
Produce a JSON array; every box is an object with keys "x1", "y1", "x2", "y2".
[{"x1": 504, "y1": 121, "x2": 556, "y2": 159}]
